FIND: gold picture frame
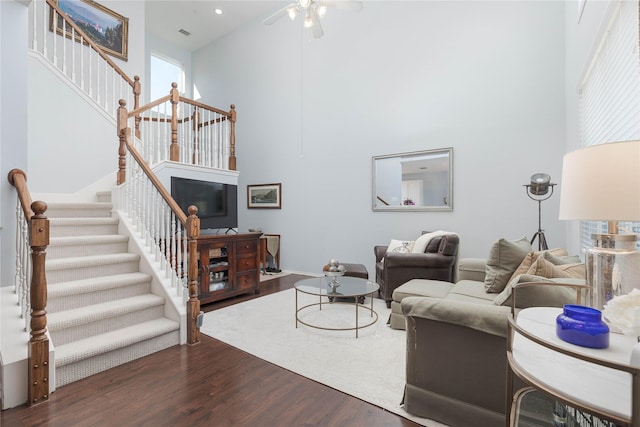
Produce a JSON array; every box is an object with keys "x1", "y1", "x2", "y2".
[{"x1": 51, "y1": 0, "x2": 128, "y2": 61}]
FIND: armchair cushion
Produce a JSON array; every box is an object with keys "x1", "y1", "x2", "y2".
[
  {"x1": 412, "y1": 230, "x2": 458, "y2": 253},
  {"x1": 484, "y1": 237, "x2": 532, "y2": 293}
]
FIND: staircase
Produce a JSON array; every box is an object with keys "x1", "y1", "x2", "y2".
[{"x1": 45, "y1": 192, "x2": 180, "y2": 387}]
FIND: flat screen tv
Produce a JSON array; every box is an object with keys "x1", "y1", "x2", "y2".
[{"x1": 171, "y1": 177, "x2": 238, "y2": 231}]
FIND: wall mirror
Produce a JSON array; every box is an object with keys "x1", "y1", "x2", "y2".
[{"x1": 372, "y1": 148, "x2": 453, "y2": 212}]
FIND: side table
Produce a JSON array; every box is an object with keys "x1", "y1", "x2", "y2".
[
  {"x1": 259, "y1": 234, "x2": 280, "y2": 273},
  {"x1": 506, "y1": 306, "x2": 640, "y2": 427}
]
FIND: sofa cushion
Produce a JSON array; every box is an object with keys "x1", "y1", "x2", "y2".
[
  {"x1": 449, "y1": 280, "x2": 495, "y2": 302},
  {"x1": 484, "y1": 237, "x2": 532, "y2": 293},
  {"x1": 457, "y1": 258, "x2": 487, "y2": 282},
  {"x1": 493, "y1": 274, "x2": 582, "y2": 308},
  {"x1": 392, "y1": 278, "x2": 454, "y2": 301}
]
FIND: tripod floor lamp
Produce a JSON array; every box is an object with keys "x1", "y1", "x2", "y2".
[{"x1": 525, "y1": 173, "x2": 556, "y2": 251}]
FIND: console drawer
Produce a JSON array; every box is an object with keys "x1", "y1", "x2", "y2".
[
  {"x1": 236, "y1": 272, "x2": 257, "y2": 291},
  {"x1": 236, "y1": 257, "x2": 256, "y2": 272},
  {"x1": 236, "y1": 240, "x2": 257, "y2": 255}
]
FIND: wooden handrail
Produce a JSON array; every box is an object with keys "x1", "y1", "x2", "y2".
[
  {"x1": 7, "y1": 169, "x2": 50, "y2": 406},
  {"x1": 126, "y1": 94, "x2": 173, "y2": 119},
  {"x1": 120, "y1": 127, "x2": 200, "y2": 345},
  {"x1": 8, "y1": 169, "x2": 34, "y2": 218},
  {"x1": 45, "y1": 0, "x2": 136, "y2": 88},
  {"x1": 120, "y1": 128, "x2": 187, "y2": 225},
  {"x1": 178, "y1": 96, "x2": 234, "y2": 118}
]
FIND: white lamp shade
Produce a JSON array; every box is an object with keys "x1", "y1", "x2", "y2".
[{"x1": 558, "y1": 140, "x2": 640, "y2": 221}]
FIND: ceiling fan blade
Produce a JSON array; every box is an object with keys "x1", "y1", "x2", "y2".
[
  {"x1": 309, "y1": 8, "x2": 324, "y2": 38},
  {"x1": 320, "y1": 1, "x2": 363, "y2": 12},
  {"x1": 264, "y1": 3, "x2": 297, "y2": 25}
]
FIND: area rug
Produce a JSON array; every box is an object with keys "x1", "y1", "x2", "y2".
[
  {"x1": 259, "y1": 270, "x2": 291, "y2": 282},
  {"x1": 199, "y1": 288, "x2": 446, "y2": 426}
]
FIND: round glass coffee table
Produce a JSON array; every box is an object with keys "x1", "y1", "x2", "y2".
[{"x1": 294, "y1": 276, "x2": 380, "y2": 338}]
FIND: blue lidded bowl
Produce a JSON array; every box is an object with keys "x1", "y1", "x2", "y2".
[{"x1": 556, "y1": 305, "x2": 609, "y2": 349}]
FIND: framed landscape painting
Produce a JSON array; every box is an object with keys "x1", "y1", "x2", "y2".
[
  {"x1": 52, "y1": 0, "x2": 128, "y2": 61},
  {"x1": 247, "y1": 184, "x2": 282, "y2": 209}
]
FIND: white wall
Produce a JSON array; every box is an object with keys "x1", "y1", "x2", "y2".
[
  {"x1": 0, "y1": 0, "x2": 29, "y2": 286},
  {"x1": 27, "y1": 57, "x2": 117, "y2": 193},
  {"x1": 192, "y1": 1, "x2": 568, "y2": 276}
]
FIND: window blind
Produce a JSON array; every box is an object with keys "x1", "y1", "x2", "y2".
[{"x1": 578, "y1": 0, "x2": 640, "y2": 250}]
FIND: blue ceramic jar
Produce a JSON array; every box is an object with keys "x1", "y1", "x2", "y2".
[{"x1": 556, "y1": 305, "x2": 609, "y2": 349}]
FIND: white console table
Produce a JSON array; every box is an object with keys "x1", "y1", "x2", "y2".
[{"x1": 506, "y1": 306, "x2": 640, "y2": 427}]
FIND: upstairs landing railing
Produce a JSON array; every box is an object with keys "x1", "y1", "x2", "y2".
[
  {"x1": 122, "y1": 83, "x2": 236, "y2": 171},
  {"x1": 29, "y1": 0, "x2": 140, "y2": 119},
  {"x1": 7, "y1": 170, "x2": 50, "y2": 406}
]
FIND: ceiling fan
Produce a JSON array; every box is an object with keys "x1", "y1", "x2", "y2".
[{"x1": 264, "y1": 0, "x2": 363, "y2": 39}]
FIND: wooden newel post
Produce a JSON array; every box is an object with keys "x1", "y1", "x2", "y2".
[
  {"x1": 170, "y1": 82, "x2": 180, "y2": 162},
  {"x1": 228, "y1": 104, "x2": 237, "y2": 171},
  {"x1": 133, "y1": 75, "x2": 141, "y2": 139},
  {"x1": 117, "y1": 99, "x2": 128, "y2": 185},
  {"x1": 186, "y1": 205, "x2": 201, "y2": 345},
  {"x1": 29, "y1": 200, "x2": 50, "y2": 406}
]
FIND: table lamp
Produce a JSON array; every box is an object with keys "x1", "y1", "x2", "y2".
[{"x1": 558, "y1": 140, "x2": 640, "y2": 310}]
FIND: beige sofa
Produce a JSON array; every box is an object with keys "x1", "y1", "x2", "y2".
[{"x1": 393, "y1": 239, "x2": 586, "y2": 427}]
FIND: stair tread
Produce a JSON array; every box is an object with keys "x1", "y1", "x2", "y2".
[
  {"x1": 55, "y1": 318, "x2": 179, "y2": 367},
  {"x1": 50, "y1": 217, "x2": 118, "y2": 225},
  {"x1": 47, "y1": 202, "x2": 113, "y2": 209},
  {"x1": 49, "y1": 235, "x2": 128, "y2": 247},
  {"x1": 48, "y1": 294, "x2": 166, "y2": 330},
  {"x1": 46, "y1": 253, "x2": 139, "y2": 270},
  {"x1": 48, "y1": 272, "x2": 152, "y2": 299}
]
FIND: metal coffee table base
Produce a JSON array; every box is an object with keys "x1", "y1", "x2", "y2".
[{"x1": 295, "y1": 291, "x2": 378, "y2": 338}]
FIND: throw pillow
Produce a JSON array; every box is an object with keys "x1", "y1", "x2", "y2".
[
  {"x1": 526, "y1": 257, "x2": 585, "y2": 280},
  {"x1": 484, "y1": 237, "x2": 532, "y2": 293},
  {"x1": 493, "y1": 274, "x2": 578, "y2": 308},
  {"x1": 541, "y1": 251, "x2": 582, "y2": 265},
  {"x1": 386, "y1": 239, "x2": 415, "y2": 254},
  {"x1": 411, "y1": 230, "x2": 442, "y2": 253},
  {"x1": 508, "y1": 248, "x2": 571, "y2": 285}
]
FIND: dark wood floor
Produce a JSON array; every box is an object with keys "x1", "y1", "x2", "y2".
[{"x1": 1, "y1": 274, "x2": 420, "y2": 427}]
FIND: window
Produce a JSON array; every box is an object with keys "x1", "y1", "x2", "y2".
[
  {"x1": 578, "y1": 0, "x2": 640, "y2": 249},
  {"x1": 150, "y1": 53, "x2": 185, "y2": 101}
]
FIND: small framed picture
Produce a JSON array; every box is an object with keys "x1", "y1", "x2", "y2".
[{"x1": 247, "y1": 183, "x2": 281, "y2": 209}]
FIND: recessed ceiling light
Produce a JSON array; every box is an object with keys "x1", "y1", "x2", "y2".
[
  {"x1": 178, "y1": 29, "x2": 191, "y2": 36},
  {"x1": 214, "y1": 8, "x2": 223, "y2": 15}
]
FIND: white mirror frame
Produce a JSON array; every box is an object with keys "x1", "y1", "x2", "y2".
[{"x1": 372, "y1": 148, "x2": 453, "y2": 212}]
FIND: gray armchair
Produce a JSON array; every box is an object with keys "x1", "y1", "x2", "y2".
[{"x1": 374, "y1": 233, "x2": 459, "y2": 308}]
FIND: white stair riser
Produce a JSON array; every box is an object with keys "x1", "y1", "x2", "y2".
[
  {"x1": 47, "y1": 260, "x2": 139, "y2": 284},
  {"x1": 48, "y1": 241, "x2": 129, "y2": 259},
  {"x1": 51, "y1": 223, "x2": 118, "y2": 237},
  {"x1": 48, "y1": 281, "x2": 151, "y2": 312},
  {"x1": 47, "y1": 208, "x2": 112, "y2": 219},
  {"x1": 50, "y1": 305, "x2": 166, "y2": 346},
  {"x1": 96, "y1": 192, "x2": 112, "y2": 203},
  {"x1": 55, "y1": 331, "x2": 179, "y2": 387}
]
